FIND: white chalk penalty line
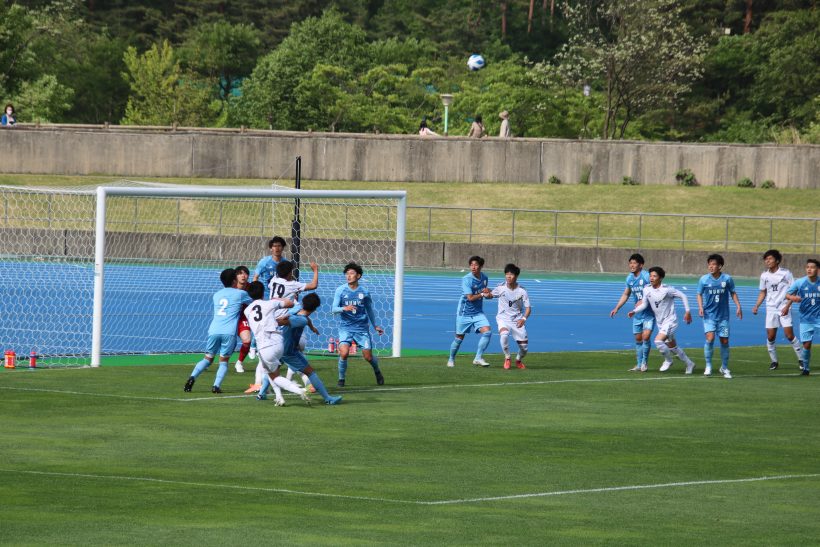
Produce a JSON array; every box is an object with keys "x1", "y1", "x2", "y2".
[{"x1": 1, "y1": 468, "x2": 816, "y2": 506}]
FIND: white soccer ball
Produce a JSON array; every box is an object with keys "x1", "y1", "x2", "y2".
[{"x1": 467, "y1": 54, "x2": 486, "y2": 71}]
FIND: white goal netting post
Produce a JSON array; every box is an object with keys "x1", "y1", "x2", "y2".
[{"x1": 0, "y1": 184, "x2": 406, "y2": 368}]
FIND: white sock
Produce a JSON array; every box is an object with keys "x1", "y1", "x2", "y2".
[
  {"x1": 517, "y1": 342, "x2": 528, "y2": 361},
  {"x1": 271, "y1": 383, "x2": 283, "y2": 399},
  {"x1": 301, "y1": 373, "x2": 311, "y2": 387},
  {"x1": 791, "y1": 337, "x2": 804, "y2": 360},
  {"x1": 286, "y1": 367, "x2": 295, "y2": 381},
  {"x1": 500, "y1": 332, "x2": 510, "y2": 358},
  {"x1": 274, "y1": 375, "x2": 305, "y2": 395},
  {"x1": 671, "y1": 345, "x2": 692, "y2": 364},
  {"x1": 655, "y1": 340, "x2": 672, "y2": 360},
  {"x1": 766, "y1": 340, "x2": 778, "y2": 362},
  {"x1": 254, "y1": 363, "x2": 264, "y2": 385}
]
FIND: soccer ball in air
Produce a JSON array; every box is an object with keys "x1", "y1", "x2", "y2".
[{"x1": 467, "y1": 54, "x2": 486, "y2": 71}]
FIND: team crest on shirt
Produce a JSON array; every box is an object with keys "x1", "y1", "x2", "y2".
[
  {"x1": 721, "y1": 282, "x2": 726, "y2": 288},
  {"x1": 639, "y1": 280, "x2": 644, "y2": 285},
  {"x1": 358, "y1": 293, "x2": 364, "y2": 299}
]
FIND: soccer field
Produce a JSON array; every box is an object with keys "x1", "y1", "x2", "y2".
[{"x1": 2, "y1": 349, "x2": 818, "y2": 544}]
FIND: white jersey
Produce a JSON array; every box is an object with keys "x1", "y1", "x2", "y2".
[
  {"x1": 491, "y1": 283, "x2": 530, "y2": 323},
  {"x1": 268, "y1": 275, "x2": 308, "y2": 318},
  {"x1": 634, "y1": 284, "x2": 690, "y2": 326},
  {"x1": 243, "y1": 299, "x2": 287, "y2": 349},
  {"x1": 759, "y1": 267, "x2": 794, "y2": 311}
]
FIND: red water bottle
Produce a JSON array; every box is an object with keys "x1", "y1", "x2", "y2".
[
  {"x1": 29, "y1": 351, "x2": 37, "y2": 368},
  {"x1": 328, "y1": 337, "x2": 337, "y2": 353},
  {"x1": 4, "y1": 350, "x2": 16, "y2": 369}
]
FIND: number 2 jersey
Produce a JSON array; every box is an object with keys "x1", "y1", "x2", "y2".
[{"x1": 208, "y1": 287, "x2": 252, "y2": 336}]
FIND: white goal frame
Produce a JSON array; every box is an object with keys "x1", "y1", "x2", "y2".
[{"x1": 92, "y1": 186, "x2": 407, "y2": 367}]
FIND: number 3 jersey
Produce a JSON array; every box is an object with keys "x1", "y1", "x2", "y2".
[
  {"x1": 490, "y1": 283, "x2": 530, "y2": 323},
  {"x1": 243, "y1": 299, "x2": 289, "y2": 349}
]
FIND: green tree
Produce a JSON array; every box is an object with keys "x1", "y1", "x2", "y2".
[
  {"x1": 11, "y1": 74, "x2": 73, "y2": 122},
  {"x1": 552, "y1": 0, "x2": 706, "y2": 139},
  {"x1": 121, "y1": 40, "x2": 215, "y2": 126}
]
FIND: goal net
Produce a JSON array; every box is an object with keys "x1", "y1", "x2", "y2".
[{"x1": 0, "y1": 183, "x2": 406, "y2": 368}]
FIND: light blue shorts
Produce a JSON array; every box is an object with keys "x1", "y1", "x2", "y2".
[
  {"x1": 799, "y1": 321, "x2": 820, "y2": 343},
  {"x1": 632, "y1": 316, "x2": 655, "y2": 335},
  {"x1": 703, "y1": 318, "x2": 730, "y2": 338},
  {"x1": 337, "y1": 330, "x2": 373, "y2": 350},
  {"x1": 205, "y1": 334, "x2": 238, "y2": 358},
  {"x1": 281, "y1": 351, "x2": 309, "y2": 373},
  {"x1": 456, "y1": 314, "x2": 491, "y2": 335}
]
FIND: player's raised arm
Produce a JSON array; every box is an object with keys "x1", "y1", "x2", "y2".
[{"x1": 303, "y1": 261, "x2": 319, "y2": 291}]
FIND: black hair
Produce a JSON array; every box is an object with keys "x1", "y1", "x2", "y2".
[
  {"x1": 475, "y1": 115, "x2": 483, "y2": 123},
  {"x1": 302, "y1": 292, "x2": 321, "y2": 312},
  {"x1": 343, "y1": 262, "x2": 363, "y2": 276},
  {"x1": 220, "y1": 268, "x2": 236, "y2": 287},
  {"x1": 504, "y1": 263, "x2": 520, "y2": 276},
  {"x1": 468, "y1": 256, "x2": 485, "y2": 267},
  {"x1": 268, "y1": 236, "x2": 287, "y2": 249},
  {"x1": 763, "y1": 249, "x2": 782, "y2": 263},
  {"x1": 707, "y1": 254, "x2": 725, "y2": 267},
  {"x1": 629, "y1": 253, "x2": 645, "y2": 264},
  {"x1": 235, "y1": 265, "x2": 249, "y2": 275},
  {"x1": 246, "y1": 280, "x2": 264, "y2": 300},
  {"x1": 648, "y1": 266, "x2": 666, "y2": 279},
  {"x1": 276, "y1": 261, "x2": 295, "y2": 279},
  {"x1": 807, "y1": 259, "x2": 820, "y2": 268},
  {"x1": 419, "y1": 119, "x2": 428, "y2": 130}
]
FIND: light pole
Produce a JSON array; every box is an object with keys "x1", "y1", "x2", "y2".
[{"x1": 440, "y1": 94, "x2": 454, "y2": 136}]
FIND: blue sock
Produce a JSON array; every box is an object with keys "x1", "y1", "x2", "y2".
[
  {"x1": 369, "y1": 355, "x2": 380, "y2": 372},
  {"x1": 720, "y1": 343, "x2": 730, "y2": 369},
  {"x1": 214, "y1": 361, "x2": 228, "y2": 387},
  {"x1": 338, "y1": 358, "x2": 348, "y2": 380},
  {"x1": 704, "y1": 340, "x2": 714, "y2": 367},
  {"x1": 476, "y1": 331, "x2": 491, "y2": 359},
  {"x1": 642, "y1": 340, "x2": 651, "y2": 364},
  {"x1": 308, "y1": 371, "x2": 331, "y2": 400},
  {"x1": 259, "y1": 375, "x2": 270, "y2": 395},
  {"x1": 803, "y1": 348, "x2": 811, "y2": 371},
  {"x1": 449, "y1": 338, "x2": 463, "y2": 361},
  {"x1": 191, "y1": 358, "x2": 210, "y2": 378},
  {"x1": 634, "y1": 342, "x2": 643, "y2": 366}
]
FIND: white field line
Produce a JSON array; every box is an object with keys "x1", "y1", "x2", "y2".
[
  {"x1": 1, "y1": 468, "x2": 816, "y2": 506},
  {"x1": 0, "y1": 371, "x2": 806, "y2": 402}
]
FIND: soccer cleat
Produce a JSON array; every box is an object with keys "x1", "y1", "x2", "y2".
[
  {"x1": 306, "y1": 383, "x2": 317, "y2": 394},
  {"x1": 274, "y1": 397, "x2": 286, "y2": 407},
  {"x1": 248, "y1": 347, "x2": 257, "y2": 360},
  {"x1": 325, "y1": 395, "x2": 343, "y2": 405},
  {"x1": 244, "y1": 384, "x2": 261, "y2": 394},
  {"x1": 375, "y1": 371, "x2": 385, "y2": 386},
  {"x1": 801, "y1": 369, "x2": 810, "y2": 376},
  {"x1": 685, "y1": 360, "x2": 696, "y2": 375},
  {"x1": 504, "y1": 358, "x2": 512, "y2": 370},
  {"x1": 639, "y1": 364, "x2": 648, "y2": 372},
  {"x1": 720, "y1": 366, "x2": 732, "y2": 379},
  {"x1": 299, "y1": 389, "x2": 312, "y2": 406},
  {"x1": 703, "y1": 366, "x2": 712, "y2": 377},
  {"x1": 769, "y1": 362, "x2": 779, "y2": 371},
  {"x1": 446, "y1": 360, "x2": 455, "y2": 368},
  {"x1": 516, "y1": 360, "x2": 526, "y2": 369},
  {"x1": 183, "y1": 376, "x2": 195, "y2": 392},
  {"x1": 628, "y1": 365, "x2": 640, "y2": 372},
  {"x1": 337, "y1": 378, "x2": 346, "y2": 388},
  {"x1": 659, "y1": 360, "x2": 673, "y2": 372},
  {"x1": 234, "y1": 362, "x2": 244, "y2": 373},
  {"x1": 473, "y1": 358, "x2": 490, "y2": 367},
  {"x1": 211, "y1": 386, "x2": 223, "y2": 394},
  {"x1": 256, "y1": 392, "x2": 267, "y2": 401}
]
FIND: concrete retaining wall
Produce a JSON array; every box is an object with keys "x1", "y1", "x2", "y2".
[
  {"x1": 1, "y1": 125, "x2": 818, "y2": 188},
  {"x1": 2, "y1": 228, "x2": 815, "y2": 278}
]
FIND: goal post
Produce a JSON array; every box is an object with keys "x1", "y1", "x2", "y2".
[
  {"x1": 0, "y1": 183, "x2": 406, "y2": 368},
  {"x1": 92, "y1": 186, "x2": 407, "y2": 367}
]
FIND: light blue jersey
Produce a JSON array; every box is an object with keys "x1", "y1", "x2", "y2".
[
  {"x1": 332, "y1": 283, "x2": 378, "y2": 333},
  {"x1": 254, "y1": 256, "x2": 289, "y2": 297},
  {"x1": 282, "y1": 311, "x2": 309, "y2": 356},
  {"x1": 627, "y1": 270, "x2": 654, "y2": 321},
  {"x1": 457, "y1": 272, "x2": 489, "y2": 317},
  {"x1": 788, "y1": 276, "x2": 820, "y2": 323},
  {"x1": 208, "y1": 287, "x2": 252, "y2": 336},
  {"x1": 697, "y1": 272, "x2": 736, "y2": 321}
]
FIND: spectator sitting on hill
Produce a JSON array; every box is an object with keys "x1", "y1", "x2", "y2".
[
  {"x1": 468, "y1": 115, "x2": 485, "y2": 138},
  {"x1": 1, "y1": 104, "x2": 16, "y2": 127},
  {"x1": 418, "y1": 119, "x2": 438, "y2": 137}
]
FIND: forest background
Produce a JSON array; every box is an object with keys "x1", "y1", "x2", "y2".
[{"x1": 1, "y1": 0, "x2": 818, "y2": 144}]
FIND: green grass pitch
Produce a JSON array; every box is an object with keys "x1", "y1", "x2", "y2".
[{"x1": 2, "y1": 349, "x2": 819, "y2": 545}]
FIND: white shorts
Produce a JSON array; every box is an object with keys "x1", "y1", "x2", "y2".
[
  {"x1": 657, "y1": 317, "x2": 679, "y2": 338},
  {"x1": 257, "y1": 336, "x2": 284, "y2": 373},
  {"x1": 496, "y1": 319, "x2": 528, "y2": 342},
  {"x1": 765, "y1": 308, "x2": 794, "y2": 329}
]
